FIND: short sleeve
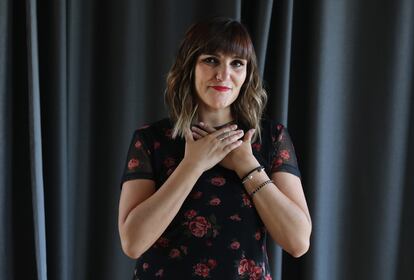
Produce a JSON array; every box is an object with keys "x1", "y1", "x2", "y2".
[
  {"x1": 270, "y1": 123, "x2": 302, "y2": 179},
  {"x1": 120, "y1": 129, "x2": 154, "y2": 189}
]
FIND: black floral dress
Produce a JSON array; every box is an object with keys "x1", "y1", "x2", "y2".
[{"x1": 120, "y1": 117, "x2": 301, "y2": 280}]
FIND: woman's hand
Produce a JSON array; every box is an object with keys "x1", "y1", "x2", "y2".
[
  {"x1": 191, "y1": 123, "x2": 256, "y2": 172},
  {"x1": 183, "y1": 124, "x2": 244, "y2": 172}
]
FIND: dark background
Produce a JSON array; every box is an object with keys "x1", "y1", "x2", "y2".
[{"x1": 1, "y1": 0, "x2": 413, "y2": 279}]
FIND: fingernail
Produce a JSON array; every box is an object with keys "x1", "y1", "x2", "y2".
[
  {"x1": 232, "y1": 124, "x2": 238, "y2": 129},
  {"x1": 199, "y1": 122, "x2": 205, "y2": 126}
]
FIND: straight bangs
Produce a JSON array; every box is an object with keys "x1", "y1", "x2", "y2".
[{"x1": 197, "y1": 21, "x2": 253, "y2": 61}]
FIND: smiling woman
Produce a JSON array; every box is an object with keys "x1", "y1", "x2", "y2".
[
  {"x1": 194, "y1": 53, "x2": 247, "y2": 114},
  {"x1": 118, "y1": 16, "x2": 311, "y2": 280},
  {"x1": 164, "y1": 17, "x2": 267, "y2": 143}
]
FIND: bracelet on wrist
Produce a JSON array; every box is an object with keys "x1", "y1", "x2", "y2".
[
  {"x1": 241, "y1": 165, "x2": 264, "y2": 184},
  {"x1": 249, "y1": 179, "x2": 273, "y2": 197}
]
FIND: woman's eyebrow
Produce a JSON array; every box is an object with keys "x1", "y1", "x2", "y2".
[
  {"x1": 201, "y1": 53, "x2": 246, "y2": 60},
  {"x1": 200, "y1": 53, "x2": 218, "y2": 57}
]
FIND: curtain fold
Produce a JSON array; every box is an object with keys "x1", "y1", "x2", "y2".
[
  {"x1": 26, "y1": 0, "x2": 47, "y2": 278},
  {"x1": 1, "y1": 0, "x2": 413, "y2": 279}
]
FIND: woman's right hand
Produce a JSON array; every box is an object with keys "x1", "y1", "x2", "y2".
[{"x1": 183, "y1": 124, "x2": 244, "y2": 172}]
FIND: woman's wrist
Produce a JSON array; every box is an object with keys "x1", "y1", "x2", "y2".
[
  {"x1": 180, "y1": 158, "x2": 205, "y2": 176},
  {"x1": 235, "y1": 156, "x2": 260, "y2": 179}
]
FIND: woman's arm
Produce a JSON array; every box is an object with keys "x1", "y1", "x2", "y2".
[
  {"x1": 119, "y1": 160, "x2": 203, "y2": 259},
  {"x1": 235, "y1": 158, "x2": 312, "y2": 258},
  {"x1": 192, "y1": 124, "x2": 312, "y2": 257}
]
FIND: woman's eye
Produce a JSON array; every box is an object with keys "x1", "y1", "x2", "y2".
[
  {"x1": 203, "y1": 57, "x2": 218, "y2": 64},
  {"x1": 232, "y1": 60, "x2": 245, "y2": 68}
]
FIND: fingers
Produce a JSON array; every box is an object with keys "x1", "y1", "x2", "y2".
[
  {"x1": 191, "y1": 126, "x2": 209, "y2": 137},
  {"x1": 219, "y1": 129, "x2": 244, "y2": 142},
  {"x1": 223, "y1": 138, "x2": 243, "y2": 152},
  {"x1": 192, "y1": 132, "x2": 202, "y2": 140},
  {"x1": 243, "y1": 128, "x2": 255, "y2": 142},
  {"x1": 198, "y1": 122, "x2": 216, "y2": 133},
  {"x1": 210, "y1": 124, "x2": 238, "y2": 139}
]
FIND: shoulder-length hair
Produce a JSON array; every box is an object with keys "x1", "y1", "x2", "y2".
[{"x1": 164, "y1": 17, "x2": 267, "y2": 143}]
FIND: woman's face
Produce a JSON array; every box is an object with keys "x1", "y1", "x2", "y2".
[{"x1": 194, "y1": 53, "x2": 247, "y2": 111}]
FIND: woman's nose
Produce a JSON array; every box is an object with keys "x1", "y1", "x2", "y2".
[{"x1": 215, "y1": 65, "x2": 230, "y2": 81}]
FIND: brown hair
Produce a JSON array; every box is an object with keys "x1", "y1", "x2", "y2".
[{"x1": 164, "y1": 17, "x2": 267, "y2": 142}]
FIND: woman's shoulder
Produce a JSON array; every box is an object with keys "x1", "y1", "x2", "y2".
[
  {"x1": 130, "y1": 117, "x2": 172, "y2": 141},
  {"x1": 259, "y1": 116, "x2": 285, "y2": 133},
  {"x1": 135, "y1": 117, "x2": 172, "y2": 132}
]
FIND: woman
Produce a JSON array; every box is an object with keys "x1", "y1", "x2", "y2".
[{"x1": 118, "y1": 17, "x2": 311, "y2": 279}]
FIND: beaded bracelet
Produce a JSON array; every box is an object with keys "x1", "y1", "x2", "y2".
[
  {"x1": 241, "y1": 165, "x2": 264, "y2": 184},
  {"x1": 249, "y1": 179, "x2": 273, "y2": 197}
]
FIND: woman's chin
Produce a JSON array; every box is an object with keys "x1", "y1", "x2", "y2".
[{"x1": 204, "y1": 102, "x2": 230, "y2": 110}]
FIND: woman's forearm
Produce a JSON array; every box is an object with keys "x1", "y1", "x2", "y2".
[
  {"x1": 235, "y1": 158, "x2": 311, "y2": 257},
  {"x1": 120, "y1": 160, "x2": 203, "y2": 259}
]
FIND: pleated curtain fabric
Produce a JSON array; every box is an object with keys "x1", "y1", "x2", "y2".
[{"x1": 0, "y1": 0, "x2": 413, "y2": 280}]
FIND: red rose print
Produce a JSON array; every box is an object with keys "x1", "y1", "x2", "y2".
[
  {"x1": 207, "y1": 259, "x2": 217, "y2": 269},
  {"x1": 238, "y1": 258, "x2": 250, "y2": 275},
  {"x1": 265, "y1": 274, "x2": 272, "y2": 280},
  {"x1": 211, "y1": 176, "x2": 226, "y2": 186},
  {"x1": 242, "y1": 193, "x2": 252, "y2": 208},
  {"x1": 191, "y1": 191, "x2": 202, "y2": 199},
  {"x1": 276, "y1": 124, "x2": 283, "y2": 130},
  {"x1": 255, "y1": 230, "x2": 261, "y2": 240},
  {"x1": 209, "y1": 197, "x2": 221, "y2": 206},
  {"x1": 164, "y1": 157, "x2": 175, "y2": 168},
  {"x1": 169, "y1": 248, "x2": 180, "y2": 258},
  {"x1": 184, "y1": 209, "x2": 197, "y2": 219},
  {"x1": 189, "y1": 216, "x2": 211, "y2": 238},
  {"x1": 128, "y1": 158, "x2": 139, "y2": 170},
  {"x1": 272, "y1": 158, "x2": 283, "y2": 168},
  {"x1": 229, "y1": 214, "x2": 242, "y2": 221},
  {"x1": 154, "y1": 141, "x2": 160, "y2": 149},
  {"x1": 230, "y1": 241, "x2": 240, "y2": 250},
  {"x1": 156, "y1": 237, "x2": 169, "y2": 248},
  {"x1": 155, "y1": 268, "x2": 163, "y2": 277},
  {"x1": 250, "y1": 265, "x2": 263, "y2": 279},
  {"x1": 248, "y1": 260, "x2": 256, "y2": 270},
  {"x1": 279, "y1": 149, "x2": 290, "y2": 160},
  {"x1": 134, "y1": 140, "x2": 142, "y2": 149},
  {"x1": 252, "y1": 143, "x2": 261, "y2": 151},
  {"x1": 143, "y1": 263, "x2": 149, "y2": 271},
  {"x1": 194, "y1": 263, "x2": 210, "y2": 278}
]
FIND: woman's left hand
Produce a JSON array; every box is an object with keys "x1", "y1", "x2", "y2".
[{"x1": 191, "y1": 122, "x2": 256, "y2": 172}]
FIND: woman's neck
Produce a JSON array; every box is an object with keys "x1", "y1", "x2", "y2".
[{"x1": 196, "y1": 110, "x2": 235, "y2": 128}]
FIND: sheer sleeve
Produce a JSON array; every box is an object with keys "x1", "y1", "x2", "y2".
[
  {"x1": 120, "y1": 129, "x2": 154, "y2": 189},
  {"x1": 270, "y1": 122, "x2": 302, "y2": 179}
]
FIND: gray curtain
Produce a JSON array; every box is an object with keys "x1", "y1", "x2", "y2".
[{"x1": 1, "y1": 0, "x2": 413, "y2": 279}]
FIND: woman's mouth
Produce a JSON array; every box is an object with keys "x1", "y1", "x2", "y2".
[{"x1": 211, "y1": 86, "x2": 231, "y2": 92}]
